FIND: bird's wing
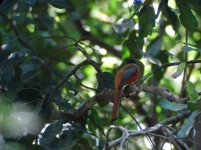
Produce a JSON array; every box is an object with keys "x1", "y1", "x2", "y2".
[{"x1": 118, "y1": 64, "x2": 139, "y2": 88}]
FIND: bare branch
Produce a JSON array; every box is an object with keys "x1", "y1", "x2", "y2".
[
  {"x1": 74, "y1": 89, "x2": 113, "y2": 120},
  {"x1": 103, "y1": 110, "x2": 190, "y2": 149},
  {"x1": 137, "y1": 84, "x2": 188, "y2": 102},
  {"x1": 49, "y1": 83, "x2": 190, "y2": 121}
]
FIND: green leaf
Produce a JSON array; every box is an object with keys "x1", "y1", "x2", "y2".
[
  {"x1": 39, "y1": 64, "x2": 52, "y2": 81},
  {"x1": 17, "y1": 85, "x2": 41, "y2": 102},
  {"x1": 152, "y1": 51, "x2": 169, "y2": 81},
  {"x1": 186, "y1": 81, "x2": 199, "y2": 100},
  {"x1": 72, "y1": 136, "x2": 93, "y2": 150},
  {"x1": 146, "y1": 37, "x2": 162, "y2": 57},
  {"x1": 123, "y1": 31, "x2": 143, "y2": 59},
  {"x1": 96, "y1": 72, "x2": 114, "y2": 92},
  {"x1": 3, "y1": 142, "x2": 24, "y2": 150},
  {"x1": 187, "y1": 0, "x2": 201, "y2": 15},
  {"x1": 133, "y1": 0, "x2": 142, "y2": 13},
  {"x1": 171, "y1": 62, "x2": 185, "y2": 79},
  {"x1": 138, "y1": 5, "x2": 156, "y2": 37},
  {"x1": 188, "y1": 100, "x2": 201, "y2": 111},
  {"x1": 122, "y1": 47, "x2": 131, "y2": 59},
  {"x1": 0, "y1": 59, "x2": 15, "y2": 83},
  {"x1": 145, "y1": 37, "x2": 163, "y2": 66},
  {"x1": 177, "y1": 2, "x2": 198, "y2": 32},
  {"x1": 159, "y1": 100, "x2": 187, "y2": 111},
  {"x1": 59, "y1": 125, "x2": 93, "y2": 150},
  {"x1": 96, "y1": 72, "x2": 114, "y2": 107},
  {"x1": 40, "y1": 120, "x2": 63, "y2": 149},
  {"x1": 23, "y1": 0, "x2": 37, "y2": 6},
  {"x1": 182, "y1": 45, "x2": 201, "y2": 52},
  {"x1": 54, "y1": 99, "x2": 74, "y2": 113},
  {"x1": 59, "y1": 130, "x2": 77, "y2": 150},
  {"x1": 48, "y1": 0, "x2": 69, "y2": 9},
  {"x1": 177, "y1": 110, "x2": 200, "y2": 138},
  {"x1": 0, "y1": 0, "x2": 18, "y2": 12},
  {"x1": 88, "y1": 109, "x2": 103, "y2": 134}
]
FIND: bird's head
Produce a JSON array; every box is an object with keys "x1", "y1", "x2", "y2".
[{"x1": 125, "y1": 58, "x2": 137, "y2": 64}]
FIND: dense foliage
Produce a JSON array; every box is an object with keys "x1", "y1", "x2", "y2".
[{"x1": 0, "y1": 0, "x2": 201, "y2": 150}]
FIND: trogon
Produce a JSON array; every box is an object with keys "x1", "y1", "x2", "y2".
[{"x1": 112, "y1": 59, "x2": 140, "y2": 122}]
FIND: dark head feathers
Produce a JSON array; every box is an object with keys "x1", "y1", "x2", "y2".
[{"x1": 125, "y1": 58, "x2": 136, "y2": 64}]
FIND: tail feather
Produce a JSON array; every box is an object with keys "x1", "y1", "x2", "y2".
[{"x1": 111, "y1": 89, "x2": 121, "y2": 122}]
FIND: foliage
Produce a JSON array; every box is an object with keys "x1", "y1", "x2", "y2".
[{"x1": 0, "y1": 0, "x2": 201, "y2": 150}]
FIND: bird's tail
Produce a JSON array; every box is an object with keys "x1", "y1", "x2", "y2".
[{"x1": 111, "y1": 89, "x2": 121, "y2": 122}]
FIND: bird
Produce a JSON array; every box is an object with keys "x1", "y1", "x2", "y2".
[{"x1": 111, "y1": 59, "x2": 140, "y2": 122}]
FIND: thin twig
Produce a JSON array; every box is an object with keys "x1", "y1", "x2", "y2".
[
  {"x1": 75, "y1": 43, "x2": 108, "y2": 88},
  {"x1": 41, "y1": 60, "x2": 89, "y2": 111},
  {"x1": 74, "y1": 73, "x2": 97, "y2": 91},
  {"x1": 120, "y1": 104, "x2": 155, "y2": 149},
  {"x1": 142, "y1": 60, "x2": 201, "y2": 82},
  {"x1": 180, "y1": 30, "x2": 188, "y2": 98},
  {"x1": 104, "y1": 110, "x2": 190, "y2": 149}
]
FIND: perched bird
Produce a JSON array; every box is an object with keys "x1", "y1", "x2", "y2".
[{"x1": 112, "y1": 59, "x2": 140, "y2": 122}]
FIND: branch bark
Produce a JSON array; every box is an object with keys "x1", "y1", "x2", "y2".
[
  {"x1": 49, "y1": 83, "x2": 189, "y2": 121},
  {"x1": 103, "y1": 110, "x2": 190, "y2": 149}
]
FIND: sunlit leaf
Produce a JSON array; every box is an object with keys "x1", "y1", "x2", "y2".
[
  {"x1": 177, "y1": 110, "x2": 200, "y2": 138},
  {"x1": 186, "y1": 81, "x2": 199, "y2": 100},
  {"x1": 159, "y1": 99, "x2": 187, "y2": 111},
  {"x1": 145, "y1": 55, "x2": 161, "y2": 66},
  {"x1": 122, "y1": 47, "x2": 131, "y2": 59},
  {"x1": 182, "y1": 45, "x2": 201, "y2": 52},
  {"x1": 123, "y1": 31, "x2": 143, "y2": 59},
  {"x1": 171, "y1": 62, "x2": 185, "y2": 79},
  {"x1": 113, "y1": 18, "x2": 134, "y2": 34}
]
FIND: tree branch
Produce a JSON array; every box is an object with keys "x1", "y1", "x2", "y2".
[
  {"x1": 136, "y1": 84, "x2": 187, "y2": 102},
  {"x1": 142, "y1": 60, "x2": 201, "y2": 82},
  {"x1": 103, "y1": 110, "x2": 190, "y2": 149},
  {"x1": 49, "y1": 83, "x2": 190, "y2": 121}
]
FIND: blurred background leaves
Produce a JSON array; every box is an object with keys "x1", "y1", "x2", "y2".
[{"x1": 0, "y1": 0, "x2": 201, "y2": 149}]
